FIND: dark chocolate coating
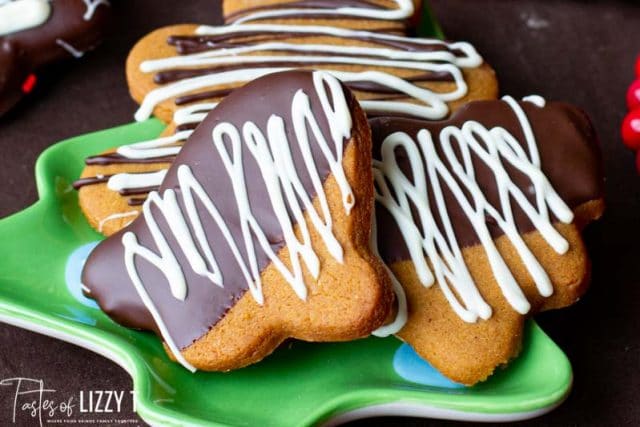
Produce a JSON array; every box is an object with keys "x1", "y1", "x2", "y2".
[
  {"x1": 82, "y1": 71, "x2": 356, "y2": 349},
  {"x1": 0, "y1": 40, "x2": 25, "y2": 114},
  {"x1": 371, "y1": 99, "x2": 604, "y2": 264},
  {"x1": 0, "y1": 0, "x2": 110, "y2": 116}
]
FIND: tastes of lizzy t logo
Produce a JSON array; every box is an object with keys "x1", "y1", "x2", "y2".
[{"x1": 0, "y1": 377, "x2": 138, "y2": 426}]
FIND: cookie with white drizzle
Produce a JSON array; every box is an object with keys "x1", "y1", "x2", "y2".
[
  {"x1": 222, "y1": 0, "x2": 423, "y2": 33},
  {"x1": 73, "y1": 123, "x2": 180, "y2": 235},
  {"x1": 370, "y1": 96, "x2": 604, "y2": 385},
  {"x1": 74, "y1": 21, "x2": 497, "y2": 234},
  {"x1": 82, "y1": 70, "x2": 394, "y2": 372},
  {"x1": 126, "y1": 23, "x2": 496, "y2": 124},
  {"x1": 0, "y1": 0, "x2": 111, "y2": 115}
]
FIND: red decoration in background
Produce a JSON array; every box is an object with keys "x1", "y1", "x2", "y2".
[
  {"x1": 622, "y1": 109, "x2": 640, "y2": 150},
  {"x1": 623, "y1": 56, "x2": 640, "y2": 173},
  {"x1": 627, "y1": 80, "x2": 640, "y2": 111},
  {"x1": 21, "y1": 74, "x2": 37, "y2": 94}
]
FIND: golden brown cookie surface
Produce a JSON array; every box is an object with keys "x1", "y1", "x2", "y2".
[
  {"x1": 370, "y1": 98, "x2": 604, "y2": 385},
  {"x1": 82, "y1": 70, "x2": 394, "y2": 371},
  {"x1": 393, "y1": 220, "x2": 595, "y2": 385}
]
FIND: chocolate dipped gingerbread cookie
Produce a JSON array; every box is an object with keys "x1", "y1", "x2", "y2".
[
  {"x1": 82, "y1": 70, "x2": 394, "y2": 371},
  {"x1": 222, "y1": 0, "x2": 423, "y2": 33},
  {"x1": 0, "y1": 0, "x2": 111, "y2": 115},
  {"x1": 370, "y1": 96, "x2": 605, "y2": 385}
]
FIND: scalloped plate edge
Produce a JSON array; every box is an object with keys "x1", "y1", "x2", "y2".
[
  {"x1": 321, "y1": 396, "x2": 571, "y2": 427},
  {"x1": 0, "y1": 304, "x2": 571, "y2": 426}
]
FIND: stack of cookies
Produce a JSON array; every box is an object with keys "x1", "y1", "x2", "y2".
[{"x1": 75, "y1": 0, "x2": 604, "y2": 386}]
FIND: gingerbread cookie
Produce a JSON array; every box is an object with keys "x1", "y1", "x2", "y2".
[
  {"x1": 0, "y1": 0, "x2": 111, "y2": 115},
  {"x1": 222, "y1": 0, "x2": 423, "y2": 33},
  {"x1": 127, "y1": 23, "x2": 496, "y2": 124},
  {"x1": 73, "y1": 19, "x2": 497, "y2": 234},
  {"x1": 82, "y1": 70, "x2": 394, "y2": 371},
  {"x1": 370, "y1": 96, "x2": 604, "y2": 385}
]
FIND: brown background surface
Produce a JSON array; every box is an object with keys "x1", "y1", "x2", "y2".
[{"x1": 0, "y1": 1, "x2": 638, "y2": 425}]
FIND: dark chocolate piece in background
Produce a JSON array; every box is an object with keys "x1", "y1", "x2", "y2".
[
  {"x1": 0, "y1": 0, "x2": 111, "y2": 116},
  {"x1": 0, "y1": 1, "x2": 639, "y2": 426}
]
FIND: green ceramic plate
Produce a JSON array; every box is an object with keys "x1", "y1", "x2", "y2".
[
  {"x1": 0, "y1": 119, "x2": 573, "y2": 427},
  {"x1": 0, "y1": 7, "x2": 572, "y2": 425}
]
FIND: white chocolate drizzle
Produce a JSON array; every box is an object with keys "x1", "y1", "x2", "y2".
[
  {"x1": 0, "y1": 0, "x2": 51, "y2": 36},
  {"x1": 135, "y1": 68, "x2": 288, "y2": 122},
  {"x1": 228, "y1": 0, "x2": 414, "y2": 25},
  {"x1": 173, "y1": 103, "x2": 217, "y2": 127},
  {"x1": 98, "y1": 211, "x2": 138, "y2": 233},
  {"x1": 80, "y1": 3, "x2": 486, "y2": 202},
  {"x1": 134, "y1": 23, "x2": 482, "y2": 122},
  {"x1": 82, "y1": 0, "x2": 110, "y2": 21},
  {"x1": 121, "y1": 72, "x2": 354, "y2": 370},
  {"x1": 371, "y1": 210, "x2": 408, "y2": 337},
  {"x1": 82, "y1": 132, "x2": 194, "y2": 197},
  {"x1": 94, "y1": 16, "x2": 483, "y2": 200},
  {"x1": 374, "y1": 96, "x2": 574, "y2": 324},
  {"x1": 116, "y1": 131, "x2": 191, "y2": 160},
  {"x1": 107, "y1": 170, "x2": 167, "y2": 193},
  {"x1": 56, "y1": 38, "x2": 84, "y2": 58}
]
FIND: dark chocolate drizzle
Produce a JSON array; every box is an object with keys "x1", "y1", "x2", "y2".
[
  {"x1": 156, "y1": 65, "x2": 454, "y2": 85},
  {"x1": 168, "y1": 31, "x2": 457, "y2": 56},
  {"x1": 117, "y1": 186, "x2": 159, "y2": 196},
  {"x1": 0, "y1": 0, "x2": 110, "y2": 115},
  {"x1": 73, "y1": 170, "x2": 165, "y2": 194},
  {"x1": 346, "y1": 71, "x2": 454, "y2": 92},
  {"x1": 127, "y1": 197, "x2": 146, "y2": 206},
  {"x1": 174, "y1": 122, "x2": 199, "y2": 132},
  {"x1": 72, "y1": 174, "x2": 112, "y2": 189},
  {"x1": 154, "y1": 24, "x2": 469, "y2": 117},
  {"x1": 82, "y1": 71, "x2": 357, "y2": 349},
  {"x1": 85, "y1": 153, "x2": 177, "y2": 166},
  {"x1": 175, "y1": 88, "x2": 233, "y2": 106},
  {"x1": 371, "y1": 100, "x2": 604, "y2": 265},
  {"x1": 154, "y1": 27, "x2": 469, "y2": 120}
]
